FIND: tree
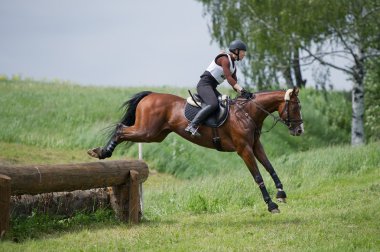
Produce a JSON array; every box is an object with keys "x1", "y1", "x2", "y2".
[
  {"x1": 198, "y1": 0, "x2": 380, "y2": 145},
  {"x1": 300, "y1": 0, "x2": 380, "y2": 145}
]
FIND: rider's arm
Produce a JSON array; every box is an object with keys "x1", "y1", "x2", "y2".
[{"x1": 218, "y1": 56, "x2": 243, "y2": 93}]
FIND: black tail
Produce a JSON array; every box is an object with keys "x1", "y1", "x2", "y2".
[
  {"x1": 105, "y1": 91, "x2": 152, "y2": 142},
  {"x1": 120, "y1": 91, "x2": 152, "y2": 126}
]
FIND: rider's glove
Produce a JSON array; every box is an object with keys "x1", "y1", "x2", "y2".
[{"x1": 241, "y1": 89, "x2": 253, "y2": 99}]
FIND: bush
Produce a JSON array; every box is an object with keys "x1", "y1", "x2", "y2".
[{"x1": 365, "y1": 59, "x2": 380, "y2": 141}]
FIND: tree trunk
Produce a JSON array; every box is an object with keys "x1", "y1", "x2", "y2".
[
  {"x1": 282, "y1": 62, "x2": 294, "y2": 88},
  {"x1": 351, "y1": 80, "x2": 365, "y2": 145},
  {"x1": 293, "y1": 48, "x2": 307, "y2": 88},
  {"x1": 351, "y1": 51, "x2": 366, "y2": 146}
]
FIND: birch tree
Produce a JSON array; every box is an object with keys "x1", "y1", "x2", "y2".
[{"x1": 198, "y1": 0, "x2": 380, "y2": 145}]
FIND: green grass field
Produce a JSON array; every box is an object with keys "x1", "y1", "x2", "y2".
[{"x1": 0, "y1": 79, "x2": 379, "y2": 251}]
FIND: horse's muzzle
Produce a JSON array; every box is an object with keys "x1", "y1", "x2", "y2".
[{"x1": 290, "y1": 123, "x2": 304, "y2": 136}]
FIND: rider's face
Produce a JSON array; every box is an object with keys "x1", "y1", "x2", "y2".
[{"x1": 239, "y1": 50, "x2": 246, "y2": 60}]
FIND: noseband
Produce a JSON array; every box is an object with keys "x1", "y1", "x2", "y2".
[{"x1": 279, "y1": 99, "x2": 304, "y2": 129}]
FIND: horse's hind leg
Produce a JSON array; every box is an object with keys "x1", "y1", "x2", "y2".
[
  {"x1": 115, "y1": 122, "x2": 170, "y2": 143},
  {"x1": 87, "y1": 123, "x2": 139, "y2": 160},
  {"x1": 87, "y1": 123, "x2": 170, "y2": 159},
  {"x1": 87, "y1": 130, "x2": 120, "y2": 159},
  {"x1": 253, "y1": 139, "x2": 287, "y2": 203}
]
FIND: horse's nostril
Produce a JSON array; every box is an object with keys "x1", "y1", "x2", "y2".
[{"x1": 297, "y1": 129, "x2": 303, "y2": 134}]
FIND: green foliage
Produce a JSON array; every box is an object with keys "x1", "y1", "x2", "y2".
[
  {"x1": 365, "y1": 59, "x2": 380, "y2": 141},
  {"x1": 198, "y1": 0, "x2": 380, "y2": 91}
]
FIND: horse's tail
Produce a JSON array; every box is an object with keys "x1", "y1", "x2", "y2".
[{"x1": 120, "y1": 91, "x2": 153, "y2": 126}]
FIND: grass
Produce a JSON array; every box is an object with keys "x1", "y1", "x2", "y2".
[
  {"x1": 0, "y1": 79, "x2": 378, "y2": 251},
  {"x1": 1, "y1": 143, "x2": 379, "y2": 251}
]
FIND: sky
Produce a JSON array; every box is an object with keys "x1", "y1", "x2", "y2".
[{"x1": 0, "y1": 0, "x2": 351, "y2": 90}]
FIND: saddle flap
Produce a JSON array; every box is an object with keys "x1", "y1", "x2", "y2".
[
  {"x1": 186, "y1": 93, "x2": 229, "y2": 108},
  {"x1": 186, "y1": 95, "x2": 202, "y2": 107},
  {"x1": 184, "y1": 96, "x2": 230, "y2": 128}
]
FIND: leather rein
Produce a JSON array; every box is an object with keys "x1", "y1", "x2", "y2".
[{"x1": 235, "y1": 96, "x2": 303, "y2": 134}]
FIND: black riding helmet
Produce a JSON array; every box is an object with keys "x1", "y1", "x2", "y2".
[{"x1": 228, "y1": 40, "x2": 247, "y2": 61}]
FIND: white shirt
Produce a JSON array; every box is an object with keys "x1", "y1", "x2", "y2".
[{"x1": 206, "y1": 54, "x2": 236, "y2": 84}]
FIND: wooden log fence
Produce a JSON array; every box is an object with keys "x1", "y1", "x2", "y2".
[{"x1": 0, "y1": 160, "x2": 149, "y2": 238}]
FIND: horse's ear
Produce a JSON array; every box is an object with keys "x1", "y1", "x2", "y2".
[{"x1": 292, "y1": 87, "x2": 299, "y2": 96}]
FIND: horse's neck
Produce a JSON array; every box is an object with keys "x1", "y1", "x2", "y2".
[{"x1": 252, "y1": 91, "x2": 285, "y2": 122}]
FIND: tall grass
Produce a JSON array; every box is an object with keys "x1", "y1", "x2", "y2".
[
  {"x1": 143, "y1": 142, "x2": 380, "y2": 218},
  {"x1": 2, "y1": 142, "x2": 379, "y2": 251}
]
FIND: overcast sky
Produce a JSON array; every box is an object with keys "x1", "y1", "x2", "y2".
[{"x1": 0, "y1": 0, "x2": 350, "y2": 90}]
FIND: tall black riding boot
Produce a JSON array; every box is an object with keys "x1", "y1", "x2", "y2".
[{"x1": 185, "y1": 105, "x2": 215, "y2": 137}]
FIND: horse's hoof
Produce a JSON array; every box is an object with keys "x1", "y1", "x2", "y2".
[
  {"x1": 277, "y1": 197, "x2": 287, "y2": 203},
  {"x1": 270, "y1": 208, "x2": 281, "y2": 214},
  {"x1": 267, "y1": 201, "x2": 280, "y2": 213},
  {"x1": 87, "y1": 147, "x2": 103, "y2": 159}
]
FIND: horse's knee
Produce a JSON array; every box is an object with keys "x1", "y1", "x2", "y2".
[{"x1": 254, "y1": 175, "x2": 265, "y2": 187}]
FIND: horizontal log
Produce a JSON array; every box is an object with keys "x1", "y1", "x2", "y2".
[
  {"x1": 0, "y1": 160, "x2": 148, "y2": 195},
  {"x1": 10, "y1": 189, "x2": 110, "y2": 217}
]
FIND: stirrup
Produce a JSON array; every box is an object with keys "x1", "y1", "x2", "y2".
[{"x1": 185, "y1": 124, "x2": 201, "y2": 137}]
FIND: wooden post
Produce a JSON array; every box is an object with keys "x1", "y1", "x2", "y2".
[
  {"x1": 0, "y1": 160, "x2": 149, "y2": 236},
  {"x1": 0, "y1": 174, "x2": 11, "y2": 239},
  {"x1": 110, "y1": 183, "x2": 129, "y2": 222},
  {"x1": 110, "y1": 170, "x2": 141, "y2": 224},
  {"x1": 128, "y1": 170, "x2": 140, "y2": 224},
  {"x1": 138, "y1": 143, "x2": 144, "y2": 217}
]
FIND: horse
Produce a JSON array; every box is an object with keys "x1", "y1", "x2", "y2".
[{"x1": 88, "y1": 87, "x2": 304, "y2": 213}]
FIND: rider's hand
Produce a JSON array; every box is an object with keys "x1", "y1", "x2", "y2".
[{"x1": 241, "y1": 89, "x2": 253, "y2": 99}]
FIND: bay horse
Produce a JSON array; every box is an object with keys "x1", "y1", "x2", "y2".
[{"x1": 88, "y1": 87, "x2": 304, "y2": 213}]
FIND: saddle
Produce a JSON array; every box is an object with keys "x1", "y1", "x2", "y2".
[{"x1": 184, "y1": 92, "x2": 230, "y2": 128}]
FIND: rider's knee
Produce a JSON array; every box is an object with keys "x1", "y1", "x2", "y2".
[{"x1": 209, "y1": 102, "x2": 219, "y2": 111}]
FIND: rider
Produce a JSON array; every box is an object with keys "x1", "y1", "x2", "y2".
[{"x1": 185, "y1": 39, "x2": 253, "y2": 137}]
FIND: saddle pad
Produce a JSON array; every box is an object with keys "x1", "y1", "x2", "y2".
[{"x1": 184, "y1": 102, "x2": 229, "y2": 128}]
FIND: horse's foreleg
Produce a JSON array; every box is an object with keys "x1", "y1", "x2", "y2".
[
  {"x1": 253, "y1": 140, "x2": 287, "y2": 203},
  {"x1": 238, "y1": 146, "x2": 280, "y2": 213}
]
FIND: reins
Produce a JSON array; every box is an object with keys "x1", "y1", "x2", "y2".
[
  {"x1": 234, "y1": 95, "x2": 303, "y2": 134},
  {"x1": 252, "y1": 100, "x2": 286, "y2": 133}
]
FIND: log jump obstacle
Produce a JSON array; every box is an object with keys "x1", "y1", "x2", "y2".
[{"x1": 0, "y1": 159, "x2": 149, "y2": 238}]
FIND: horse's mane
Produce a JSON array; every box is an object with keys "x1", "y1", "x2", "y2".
[{"x1": 253, "y1": 89, "x2": 286, "y2": 95}]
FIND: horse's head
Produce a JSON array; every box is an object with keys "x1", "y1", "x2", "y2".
[{"x1": 278, "y1": 87, "x2": 304, "y2": 136}]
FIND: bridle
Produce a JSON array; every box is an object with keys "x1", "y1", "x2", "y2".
[
  {"x1": 235, "y1": 93, "x2": 303, "y2": 133},
  {"x1": 278, "y1": 99, "x2": 304, "y2": 128}
]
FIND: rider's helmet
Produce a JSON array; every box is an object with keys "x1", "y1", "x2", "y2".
[
  {"x1": 228, "y1": 40, "x2": 247, "y2": 61},
  {"x1": 229, "y1": 40, "x2": 247, "y2": 52}
]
